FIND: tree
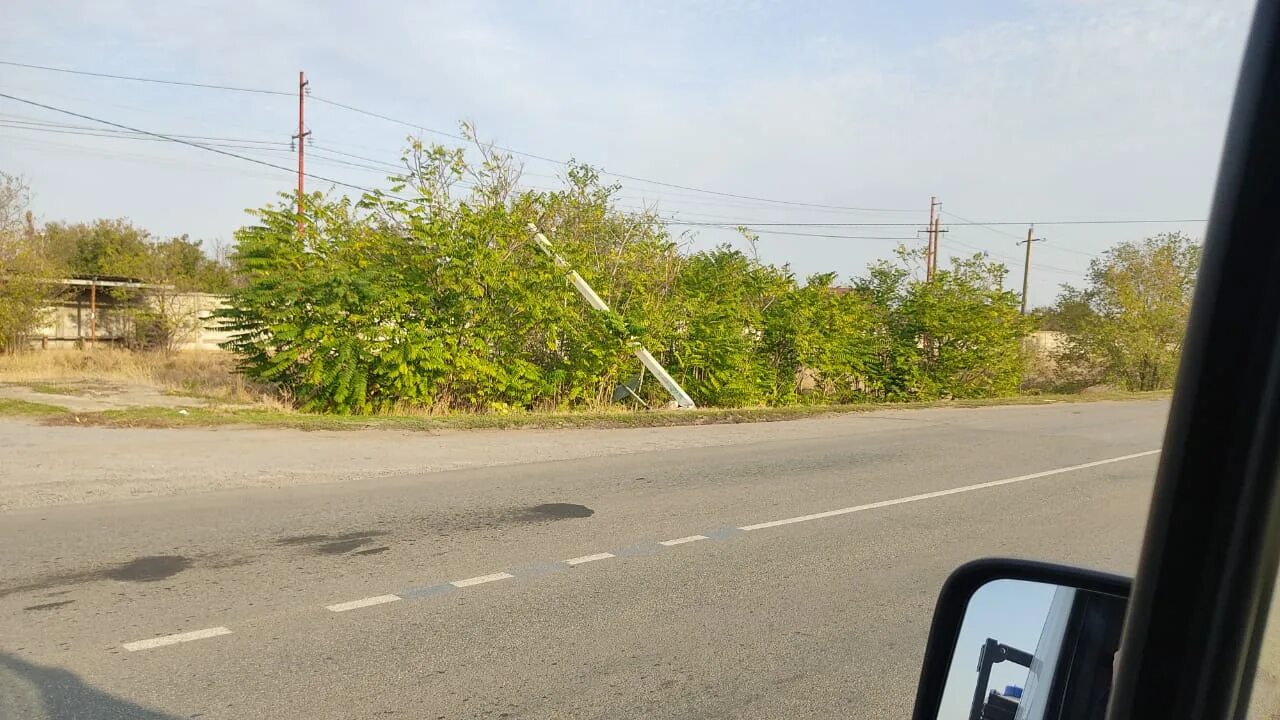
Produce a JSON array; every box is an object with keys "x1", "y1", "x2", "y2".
[
  {"x1": 40, "y1": 218, "x2": 153, "y2": 278},
  {"x1": 1056, "y1": 233, "x2": 1201, "y2": 391},
  {"x1": 218, "y1": 136, "x2": 1039, "y2": 414},
  {"x1": 855, "y1": 247, "x2": 1029, "y2": 399},
  {"x1": 0, "y1": 173, "x2": 64, "y2": 352}
]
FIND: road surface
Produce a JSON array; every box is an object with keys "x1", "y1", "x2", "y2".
[{"x1": 0, "y1": 400, "x2": 1167, "y2": 719}]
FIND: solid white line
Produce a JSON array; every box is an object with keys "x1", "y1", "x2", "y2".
[
  {"x1": 564, "y1": 552, "x2": 615, "y2": 566},
  {"x1": 738, "y1": 450, "x2": 1161, "y2": 532},
  {"x1": 122, "y1": 627, "x2": 232, "y2": 652},
  {"x1": 452, "y1": 572, "x2": 514, "y2": 588},
  {"x1": 659, "y1": 535, "x2": 710, "y2": 546},
  {"x1": 325, "y1": 594, "x2": 401, "y2": 613}
]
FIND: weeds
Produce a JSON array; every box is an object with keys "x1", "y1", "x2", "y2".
[{"x1": 0, "y1": 349, "x2": 273, "y2": 403}]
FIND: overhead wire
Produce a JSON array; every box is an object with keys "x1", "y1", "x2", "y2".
[
  {"x1": 0, "y1": 60, "x2": 292, "y2": 96},
  {"x1": 0, "y1": 91, "x2": 381, "y2": 196},
  {"x1": 1, "y1": 59, "x2": 918, "y2": 214},
  {"x1": 0, "y1": 61, "x2": 1204, "y2": 275}
]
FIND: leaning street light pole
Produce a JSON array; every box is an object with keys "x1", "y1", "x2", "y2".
[{"x1": 528, "y1": 224, "x2": 696, "y2": 409}]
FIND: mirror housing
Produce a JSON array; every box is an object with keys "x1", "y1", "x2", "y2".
[{"x1": 910, "y1": 558, "x2": 1131, "y2": 720}]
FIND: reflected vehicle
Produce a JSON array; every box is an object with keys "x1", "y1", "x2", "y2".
[{"x1": 915, "y1": 560, "x2": 1129, "y2": 720}]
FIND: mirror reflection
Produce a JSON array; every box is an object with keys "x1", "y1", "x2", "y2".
[{"x1": 935, "y1": 579, "x2": 1126, "y2": 720}]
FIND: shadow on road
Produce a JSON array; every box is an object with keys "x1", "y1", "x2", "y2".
[{"x1": 0, "y1": 652, "x2": 180, "y2": 719}]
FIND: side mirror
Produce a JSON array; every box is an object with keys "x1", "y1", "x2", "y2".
[{"x1": 910, "y1": 559, "x2": 1130, "y2": 720}]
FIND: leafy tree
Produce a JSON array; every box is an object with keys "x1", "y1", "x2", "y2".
[
  {"x1": 0, "y1": 173, "x2": 62, "y2": 352},
  {"x1": 1033, "y1": 290, "x2": 1093, "y2": 332},
  {"x1": 40, "y1": 218, "x2": 153, "y2": 278},
  {"x1": 1056, "y1": 233, "x2": 1201, "y2": 391},
  {"x1": 218, "y1": 136, "x2": 1038, "y2": 414},
  {"x1": 855, "y1": 248, "x2": 1029, "y2": 399},
  {"x1": 761, "y1": 273, "x2": 878, "y2": 403}
]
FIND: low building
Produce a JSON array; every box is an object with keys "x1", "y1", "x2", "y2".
[{"x1": 31, "y1": 277, "x2": 230, "y2": 351}]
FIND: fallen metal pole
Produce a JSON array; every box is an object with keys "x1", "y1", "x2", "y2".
[{"x1": 528, "y1": 224, "x2": 696, "y2": 409}]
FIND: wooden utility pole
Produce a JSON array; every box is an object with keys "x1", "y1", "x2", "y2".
[
  {"x1": 924, "y1": 197, "x2": 948, "y2": 280},
  {"x1": 1018, "y1": 224, "x2": 1045, "y2": 314},
  {"x1": 292, "y1": 71, "x2": 310, "y2": 238},
  {"x1": 89, "y1": 278, "x2": 97, "y2": 349},
  {"x1": 931, "y1": 212, "x2": 942, "y2": 277},
  {"x1": 931, "y1": 196, "x2": 942, "y2": 280}
]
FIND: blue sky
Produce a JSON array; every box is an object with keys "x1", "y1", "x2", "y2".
[
  {"x1": 936, "y1": 579, "x2": 1057, "y2": 719},
  {"x1": 0, "y1": 0, "x2": 1254, "y2": 306}
]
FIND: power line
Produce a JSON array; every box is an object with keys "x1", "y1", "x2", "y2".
[
  {"x1": 658, "y1": 219, "x2": 913, "y2": 241},
  {"x1": 0, "y1": 91, "x2": 380, "y2": 195},
  {"x1": 0, "y1": 118, "x2": 291, "y2": 147},
  {"x1": 0, "y1": 60, "x2": 292, "y2": 96},
  {"x1": 664, "y1": 216, "x2": 1208, "y2": 229},
  {"x1": 0, "y1": 123, "x2": 298, "y2": 156},
  {"x1": 2, "y1": 59, "x2": 918, "y2": 214}
]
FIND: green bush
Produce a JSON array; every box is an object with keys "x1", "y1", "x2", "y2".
[{"x1": 218, "y1": 141, "x2": 1032, "y2": 413}]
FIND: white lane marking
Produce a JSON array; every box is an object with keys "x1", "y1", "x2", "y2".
[
  {"x1": 325, "y1": 594, "x2": 401, "y2": 613},
  {"x1": 738, "y1": 449, "x2": 1160, "y2": 531},
  {"x1": 660, "y1": 535, "x2": 710, "y2": 546},
  {"x1": 452, "y1": 572, "x2": 514, "y2": 588},
  {"x1": 564, "y1": 552, "x2": 615, "y2": 566},
  {"x1": 122, "y1": 627, "x2": 232, "y2": 652}
]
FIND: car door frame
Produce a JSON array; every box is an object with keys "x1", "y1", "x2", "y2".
[{"x1": 1105, "y1": 1, "x2": 1280, "y2": 718}]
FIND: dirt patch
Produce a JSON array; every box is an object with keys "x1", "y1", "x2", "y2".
[{"x1": 0, "y1": 381, "x2": 210, "y2": 413}]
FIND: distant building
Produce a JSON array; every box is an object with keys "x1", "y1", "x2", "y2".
[{"x1": 31, "y1": 276, "x2": 230, "y2": 351}]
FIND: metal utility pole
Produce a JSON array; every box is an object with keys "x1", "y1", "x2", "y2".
[
  {"x1": 527, "y1": 224, "x2": 697, "y2": 409},
  {"x1": 292, "y1": 71, "x2": 310, "y2": 238},
  {"x1": 1018, "y1": 224, "x2": 1045, "y2": 314}
]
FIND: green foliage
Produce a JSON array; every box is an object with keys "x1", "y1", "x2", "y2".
[
  {"x1": 853, "y1": 248, "x2": 1029, "y2": 399},
  {"x1": 218, "y1": 138, "x2": 1033, "y2": 414},
  {"x1": 1054, "y1": 233, "x2": 1200, "y2": 391},
  {"x1": 38, "y1": 219, "x2": 230, "y2": 291},
  {"x1": 0, "y1": 172, "x2": 62, "y2": 352}
]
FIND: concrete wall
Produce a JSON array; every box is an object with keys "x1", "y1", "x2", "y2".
[
  {"x1": 31, "y1": 292, "x2": 231, "y2": 351},
  {"x1": 171, "y1": 293, "x2": 232, "y2": 351}
]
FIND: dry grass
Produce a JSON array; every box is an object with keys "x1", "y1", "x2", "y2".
[
  {"x1": 32, "y1": 390, "x2": 1172, "y2": 432},
  {"x1": 0, "y1": 349, "x2": 273, "y2": 403},
  {"x1": 0, "y1": 349, "x2": 1172, "y2": 432}
]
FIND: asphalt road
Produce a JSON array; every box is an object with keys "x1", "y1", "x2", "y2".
[{"x1": 0, "y1": 400, "x2": 1168, "y2": 719}]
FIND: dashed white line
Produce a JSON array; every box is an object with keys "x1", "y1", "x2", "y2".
[
  {"x1": 737, "y1": 449, "x2": 1161, "y2": 531},
  {"x1": 659, "y1": 535, "x2": 710, "y2": 546},
  {"x1": 325, "y1": 594, "x2": 401, "y2": 613},
  {"x1": 122, "y1": 627, "x2": 232, "y2": 652},
  {"x1": 564, "y1": 552, "x2": 615, "y2": 566},
  {"x1": 121, "y1": 449, "x2": 1160, "y2": 649},
  {"x1": 452, "y1": 572, "x2": 514, "y2": 588}
]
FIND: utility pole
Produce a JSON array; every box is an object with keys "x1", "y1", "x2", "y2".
[
  {"x1": 528, "y1": 224, "x2": 697, "y2": 409},
  {"x1": 931, "y1": 196, "x2": 942, "y2": 280},
  {"x1": 931, "y1": 211, "x2": 942, "y2": 278},
  {"x1": 292, "y1": 71, "x2": 310, "y2": 238},
  {"x1": 1018, "y1": 224, "x2": 1046, "y2": 314},
  {"x1": 924, "y1": 197, "x2": 948, "y2": 280}
]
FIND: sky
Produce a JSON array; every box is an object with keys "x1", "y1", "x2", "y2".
[
  {"x1": 0, "y1": 0, "x2": 1255, "y2": 306},
  {"x1": 936, "y1": 579, "x2": 1057, "y2": 719}
]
